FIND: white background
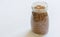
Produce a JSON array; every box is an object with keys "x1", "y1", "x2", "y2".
[{"x1": 0, "y1": 0, "x2": 60, "y2": 37}]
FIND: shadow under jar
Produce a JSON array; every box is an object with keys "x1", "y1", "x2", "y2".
[{"x1": 31, "y1": 2, "x2": 49, "y2": 35}]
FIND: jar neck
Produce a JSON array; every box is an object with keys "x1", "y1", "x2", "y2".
[{"x1": 32, "y1": 9, "x2": 47, "y2": 13}]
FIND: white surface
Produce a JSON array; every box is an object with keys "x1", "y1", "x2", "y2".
[{"x1": 0, "y1": 0, "x2": 60, "y2": 37}]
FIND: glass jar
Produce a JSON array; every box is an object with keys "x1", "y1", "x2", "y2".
[{"x1": 31, "y1": 1, "x2": 49, "y2": 35}]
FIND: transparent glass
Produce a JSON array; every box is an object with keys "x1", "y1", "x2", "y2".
[{"x1": 31, "y1": 1, "x2": 49, "y2": 35}]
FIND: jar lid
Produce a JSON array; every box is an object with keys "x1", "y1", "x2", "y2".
[{"x1": 32, "y1": 1, "x2": 48, "y2": 12}]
